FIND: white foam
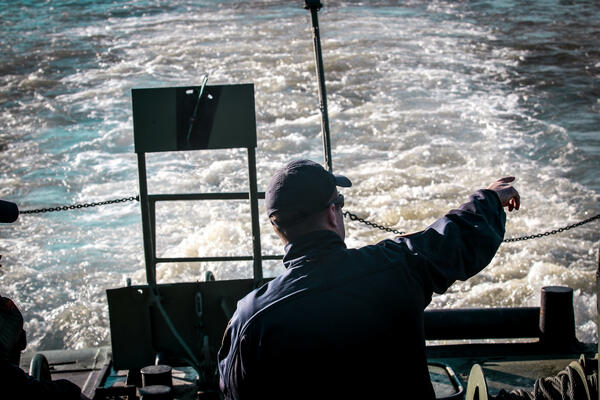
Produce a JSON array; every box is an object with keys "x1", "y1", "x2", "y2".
[{"x1": 1, "y1": 1, "x2": 597, "y2": 351}]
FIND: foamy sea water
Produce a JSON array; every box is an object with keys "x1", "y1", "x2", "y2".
[{"x1": 0, "y1": 0, "x2": 598, "y2": 351}]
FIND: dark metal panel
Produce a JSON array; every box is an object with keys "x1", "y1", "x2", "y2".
[
  {"x1": 106, "y1": 280, "x2": 255, "y2": 371},
  {"x1": 132, "y1": 84, "x2": 256, "y2": 153},
  {"x1": 132, "y1": 87, "x2": 178, "y2": 152},
  {"x1": 107, "y1": 286, "x2": 155, "y2": 370}
]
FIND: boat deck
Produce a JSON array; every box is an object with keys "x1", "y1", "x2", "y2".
[
  {"x1": 20, "y1": 341, "x2": 597, "y2": 399},
  {"x1": 428, "y1": 341, "x2": 597, "y2": 397}
]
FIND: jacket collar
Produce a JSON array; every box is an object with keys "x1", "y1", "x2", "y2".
[{"x1": 283, "y1": 230, "x2": 346, "y2": 268}]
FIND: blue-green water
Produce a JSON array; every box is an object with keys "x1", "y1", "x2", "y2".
[{"x1": 0, "y1": 0, "x2": 598, "y2": 351}]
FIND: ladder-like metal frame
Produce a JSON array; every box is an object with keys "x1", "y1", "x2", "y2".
[{"x1": 136, "y1": 148, "x2": 271, "y2": 289}]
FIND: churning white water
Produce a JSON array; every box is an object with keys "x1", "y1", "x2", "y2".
[{"x1": 0, "y1": 0, "x2": 598, "y2": 351}]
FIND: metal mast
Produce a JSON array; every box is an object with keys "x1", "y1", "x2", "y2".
[{"x1": 304, "y1": 0, "x2": 333, "y2": 172}]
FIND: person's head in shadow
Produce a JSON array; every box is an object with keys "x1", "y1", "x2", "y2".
[
  {"x1": 0, "y1": 295, "x2": 27, "y2": 365},
  {"x1": 0, "y1": 200, "x2": 25, "y2": 365}
]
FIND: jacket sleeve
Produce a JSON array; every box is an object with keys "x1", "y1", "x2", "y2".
[
  {"x1": 391, "y1": 189, "x2": 506, "y2": 304},
  {"x1": 218, "y1": 322, "x2": 237, "y2": 400},
  {"x1": 218, "y1": 323, "x2": 256, "y2": 400}
]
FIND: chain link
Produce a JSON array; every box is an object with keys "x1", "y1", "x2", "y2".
[
  {"x1": 20, "y1": 196, "x2": 139, "y2": 215},
  {"x1": 343, "y1": 211, "x2": 405, "y2": 235},
  {"x1": 18, "y1": 197, "x2": 599, "y2": 243},
  {"x1": 344, "y1": 210, "x2": 600, "y2": 242},
  {"x1": 502, "y1": 213, "x2": 600, "y2": 242}
]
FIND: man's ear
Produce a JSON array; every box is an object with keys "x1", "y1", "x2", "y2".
[
  {"x1": 271, "y1": 223, "x2": 290, "y2": 245},
  {"x1": 325, "y1": 204, "x2": 338, "y2": 229},
  {"x1": 17, "y1": 329, "x2": 26, "y2": 352}
]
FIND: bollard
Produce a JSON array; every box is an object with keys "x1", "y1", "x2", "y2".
[
  {"x1": 539, "y1": 286, "x2": 576, "y2": 347},
  {"x1": 139, "y1": 385, "x2": 172, "y2": 400},
  {"x1": 141, "y1": 364, "x2": 173, "y2": 388}
]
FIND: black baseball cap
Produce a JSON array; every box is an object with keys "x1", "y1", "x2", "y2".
[{"x1": 266, "y1": 159, "x2": 351, "y2": 221}]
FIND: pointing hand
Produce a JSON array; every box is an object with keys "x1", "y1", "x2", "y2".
[{"x1": 487, "y1": 177, "x2": 520, "y2": 212}]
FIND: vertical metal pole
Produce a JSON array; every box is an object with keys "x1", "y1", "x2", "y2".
[
  {"x1": 247, "y1": 147, "x2": 264, "y2": 287},
  {"x1": 596, "y1": 244, "x2": 599, "y2": 400},
  {"x1": 305, "y1": 0, "x2": 333, "y2": 172},
  {"x1": 137, "y1": 152, "x2": 157, "y2": 286}
]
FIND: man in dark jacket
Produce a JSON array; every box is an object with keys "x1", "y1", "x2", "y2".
[
  {"x1": 0, "y1": 295, "x2": 87, "y2": 400},
  {"x1": 0, "y1": 200, "x2": 87, "y2": 399},
  {"x1": 218, "y1": 159, "x2": 520, "y2": 400}
]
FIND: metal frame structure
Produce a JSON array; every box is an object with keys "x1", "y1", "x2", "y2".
[
  {"x1": 131, "y1": 83, "x2": 274, "y2": 288},
  {"x1": 107, "y1": 83, "x2": 283, "y2": 374},
  {"x1": 136, "y1": 149, "x2": 268, "y2": 288}
]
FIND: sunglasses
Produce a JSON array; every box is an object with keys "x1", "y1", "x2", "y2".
[{"x1": 329, "y1": 193, "x2": 344, "y2": 209}]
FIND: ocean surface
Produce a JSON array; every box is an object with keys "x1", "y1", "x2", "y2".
[{"x1": 0, "y1": 0, "x2": 598, "y2": 351}]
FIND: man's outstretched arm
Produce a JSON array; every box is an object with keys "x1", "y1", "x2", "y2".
[{"x1": 391, "y1": 177, "x2": 520, "y2": 300}]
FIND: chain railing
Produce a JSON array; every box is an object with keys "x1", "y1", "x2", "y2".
[
  {"x1": 343, "y1": 211, "x2": 405, "y2": 235},
  {"x1": 502, "y1": 214, "x2": 600, "y2": 243},
  {"x1": 344, "y1": 210, "x2": 600, "y2": 243},
  {"x1": 16, "y1": 196, "x2": 600, "y2": 243},
  {"x1": 20, "y1": 196, "x2": 139, "y2": 214}
]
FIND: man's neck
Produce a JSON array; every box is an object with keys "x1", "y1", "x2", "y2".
[{"x1": 283, "y1": 230, "x2": 346, "y2": 265}]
